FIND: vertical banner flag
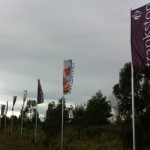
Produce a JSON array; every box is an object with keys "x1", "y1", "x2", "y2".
[
  {"x1": 63, "y1": 59, "x2": 75, "y2": 95},
  {"x1": 6, "y1": 101, "x2": 8, "y2": 115},
  {"x1": 131, "y1": 3, "x2": 150, "y2": 70},
  {"x1": 12, "y1": 96, "x2": 17, "y2": 111},
  {"x1": 23, "y1": 90, "x2": 27, "y2": 102},
  {"x1": 21, "y1": 90, "x2": 27, "y2": 135},
  {"x1": 1, "y1": 105, "x2": 5, "y2": 116},
  {"x1": 37, "y1": 79, "x2": 44, "y2": 104},
  {"x1": 22, "y1": 90, "x2": 27, "y2": 109}
]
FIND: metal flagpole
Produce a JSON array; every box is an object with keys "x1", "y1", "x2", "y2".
[
  {"x1": 61, "y1": 59, "x2": 65, "y2": 150},
  {"x1": 4, "y1": 114, "x2": 7, "y2": 133},
  {"x1": 130, "y1": 7, "x2": 135, "y2": 150},
  {"x1": 4, "y1": 102, "x2": 7, "y2": 133},
  {"x1": 0, "y1": 116, "x2": 1, "y2": 132},
  {"x1": 11, "y1": 109, "x2": 14, "y2": 134},
  {"x1": 35, "y1": 104, "x2": 38, "y2": 143},
  {"x1": 131, "y1": 63, "x2": 136, "y2": 150},
  {"x1": 30, "y1": 102, "x2": 32, "y2": 122},
  {"x1": 61, "y1": 59, "x2": 74, "y2": 150},
  {"x1": 21, "y1": 103, "x2": 24, "y2": 135},
  {"x1": 61, "y1": 97, "x2": 64, "y2": 150},
  {"x1": 21, "y1": 90, "x2": 27, "y2": 135}
]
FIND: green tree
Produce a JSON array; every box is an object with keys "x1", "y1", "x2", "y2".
[
  {"x1": 113, "y1": 62, "x2": 150, "y2": 119},
  {"x1": 72, "y1": 104, "x2": 86, "y2": 126},
  {"x1": 43, "y1": 97, "x2": 68, "y2": 146},
  {"x1": 113, "y1": 62, "x2": 150, "y2": 149},
  {"x1": 85, "y1": 91, "x2": 112, "y2": 126},
  {"x1": 19, "y1": 100, "x2": 40, "y2": 124},
  {"x1": 113, "y1": 63, "x2": 132, "y2": 120},
  {"x1": 71, "y1": 104, "x2": 86, "y2": 139}
]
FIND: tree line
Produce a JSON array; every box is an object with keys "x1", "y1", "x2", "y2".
[{"x1": 1, "y1": 62, "x2": 150, "y2": 149}]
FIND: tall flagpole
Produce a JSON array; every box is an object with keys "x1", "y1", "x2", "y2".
[
  {"x1": 21, "y1": 90, "x2": 27, "y2": 135},
  {"x1": 30, "y1": 102, "x2": 32, "y2": 121},
  {"x1": 61, "y1": 96, "x2": 64, "y2": 150},
  {"x1": 130, "y1": 7, "x2": 135, "y2": 150},
  {"x1": 61, "y1": 59, "x2": 75, "y2": 150},
  {"x1": 131, "y1": 63, "x2": 136, "y2": 150},
  {"x1": 11, "y1": 109, "x2": 14, "y2": 134},
  {"x1": 4, "y1": 101, "x2": 8, "y2": 133},
  {"x1": 61, "y1": 59, "x2": 65, "y2": 150},
  {"x1": 0, "y1": 115, "x2": 1, "y2": 132},
  {"x1": 21, "y1": 103, "x2": 24, "y2": 135},
  {"x1": 11, "y1": 96, "x2": 17, "y2": 134},
  {"x1": 35, "y1": 104, "x2": 38, "y2": 143},
  {"x1": 4, "y1": 114, "x2": 6, "y2": 132},
  {"x1": 5, "y1": 107, "x2": 7, "y2": 133}
]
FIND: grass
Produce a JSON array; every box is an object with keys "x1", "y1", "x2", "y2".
[
  {"x1": 62, "y1": 125, "x2": 123, "y2": 150},
  {"x1": 0, "y1": 125, "x2": 121, "y2": 150},
  {"x1": 0, "y1": 138, "x2": 33, "y2": 150},
  {"x1": 1, "y1": 124, "x2": 150, "y2": 150},
  {"x1": 0, "y1": 124, "x2": 48, "y2": 150},
  {"x1": 0, "y1": 125, "x2": 122, "y2": 150}
]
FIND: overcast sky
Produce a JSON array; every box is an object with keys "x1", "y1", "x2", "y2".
[{"x1": 0, "y1": 0, "x2": 149, "y2": 117}]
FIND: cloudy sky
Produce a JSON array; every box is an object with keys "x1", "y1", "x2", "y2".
[{"x1": 0, "y1": 0, "x2": 149, "y2": 117}]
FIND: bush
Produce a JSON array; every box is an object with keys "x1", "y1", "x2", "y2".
[
  {"x1": 85, "y1": 127, "x2": 102, "y2": 139},
  {"x1": 119, "y1": 118, "x2": 150, "y2": 150}
]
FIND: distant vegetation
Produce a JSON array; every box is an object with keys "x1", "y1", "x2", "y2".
[{"x1": 1, "y1": 62, "x2": 150, "y2": 150}]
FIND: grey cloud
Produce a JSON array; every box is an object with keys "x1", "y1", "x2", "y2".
[{"x1": 0, "y1": 0, "x2": 147, "y2": 117}]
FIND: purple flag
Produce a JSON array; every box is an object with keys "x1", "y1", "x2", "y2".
[
  {"x1": 12, "y1": 96, "x2": 17, "y2": 111},
  {"x1": 1, "y1": 105, "x2": 5, "y2": 116},
  {"x1": 131, "y1": 3, "x2": 150, "y2": 70},
  {"x1": 13, "y1": 96, "x2": 17, "y2": 107},
  {"x1": 6, "y1": 101, "x2": 8, "y2": 114},
  {"x1": 37, "y1": 79, "x2": 44, "y2": 104}
]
